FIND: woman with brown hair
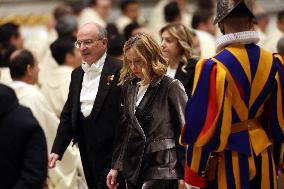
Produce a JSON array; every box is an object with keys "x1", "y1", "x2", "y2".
[
  {"x1": 160, "y1": 23, "x2": 199, "y2": 96},
  {"x1": 106, "y1": 33, "x2": 187, "y2": 189}
]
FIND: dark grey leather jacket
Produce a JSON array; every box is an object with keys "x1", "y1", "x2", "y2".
[{"x1": 112, "y1": 75, "x2": 187, "y2": 185}]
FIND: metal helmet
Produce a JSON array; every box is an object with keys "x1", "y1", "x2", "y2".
[{"x1": 213, "y1": 0, "x2": 255, "y2": 24}]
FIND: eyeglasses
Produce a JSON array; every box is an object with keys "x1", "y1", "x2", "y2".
[{"x1": 74, "y1": 39, "x2": 102, "y2": 48}]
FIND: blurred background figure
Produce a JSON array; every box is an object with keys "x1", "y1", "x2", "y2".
[
  {"x1": 191, "y1": 9, "x2": 216, "y2": 58},
  {"x1": 0, "y1": 83, "x2": 47, "y2": 189},
  {"x1": 266, "y1": 10, "x2": 284, "y2": 52},
  {"x1": 0, "y1": 23, "x2": 23, "y2": 85},
  {"x1": 164, "y1": 1, "x2": 182, "y2": 24},
  {"x1": 196, "y1": 0, "x2": 216, "y2": 12},
  {"x1": 42, "y1": 37, "x2": 81, "y2": 118},
  {"x1": 147, "y1": 0, "x2": 192, "y2": 41},
  {"x1": 254, "y1": 3, "x2": 270, "y2": 48},
  {"x1": 106, "y1": 23, "x2": 125, "y2": 60},
  {"x1": 79, "y1": 0, "x2": 111, "y2": 27},
  {"x1": 189, "y1": 29, "x2": 202, "y2": 57},
  {"x1": 160, "y1": 23, "x2": 198, "y2": 96},
  {"x1": 123, "y1": 21, "x2": 152, "y2": 41},
  {"x1": 55, "y1": 14, "x2": 78, "y2": 39},
  {"x1": 39, "y1": 11, "x2": 79, "y2": 86},
  {"x1": 115, "y1": 0, "x2": 143, "y2": 34},
  {"x1": 277, "y1": 36, "x2": 284, "y2": 57}
]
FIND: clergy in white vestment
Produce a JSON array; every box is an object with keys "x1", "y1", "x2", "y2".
[
  {"x1": 191, "y1": 10, "x2": 217, "y2": 58},
  {"x1": 78, "y1": 0, "x2": 111, "y2": 27},
  {"x1": 8, "y1": 49, "x2": 86, "y2": 189},
  {"x1": 253, "y1": 3, "x2": 270, "y2": 49},
  {"x1": 147, "y1": 0, "x2": 192, "y2": 42},
  {"x1": 0, "y1": 22, "x2": 23, "y2": 85},
  {"x1": 265, "y1": 10, "x2": 284, "y2": 52},
  {"x1": 41, "y1": 37, "x2": 82, "y2": 118},
  {"x1": 115, "y1": 0, "x2": 144, "y2": 34},
  {"x1": 0, "y1": 68, "x2": 12, "y2": 85}
]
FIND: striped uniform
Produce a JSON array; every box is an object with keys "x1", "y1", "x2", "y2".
[{"x1": 181, "y1": 43, "x2": 284, "y2": 189}]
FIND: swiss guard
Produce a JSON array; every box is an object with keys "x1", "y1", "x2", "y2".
[{"x1": 181, "y1": 0, "x2": 284, "y2": 188}]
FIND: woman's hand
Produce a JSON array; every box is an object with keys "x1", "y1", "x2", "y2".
[
  {"x1": 106, "y1": 169, "x2": 119, "y2": 189},
  {"x1": 178, "y1": 179, "x2": 186, "y2": 189}
]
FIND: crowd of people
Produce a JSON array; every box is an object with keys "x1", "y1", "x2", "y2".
[{"x1": 0, "y1": 0, "x2": 283, "y2": 189}]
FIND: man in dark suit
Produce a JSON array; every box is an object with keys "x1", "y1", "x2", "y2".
[
  {"x1": 0, "y1": 84, "x2": 47, "y2": 189},
  {"x1": 48, "y1": 23, "x2": 125, "y2": 189}
]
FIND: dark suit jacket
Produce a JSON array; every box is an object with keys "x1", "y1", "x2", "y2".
[
  {"x1": 112, "y1": 76, "x2": 187, "y2": 185},
  {"x1": 51, "y1": 55, "x2": 122, "y2": 155},
  {"x1": 175, "y1": 58, "x2": 197, "y2": 96},
  {"x1": 0, "y1": 84, "x2": 47, "y2": 189}
]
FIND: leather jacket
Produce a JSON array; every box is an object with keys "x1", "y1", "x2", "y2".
[{"x1": 112, "y1": 75, "x2": 187, "y2": 185}]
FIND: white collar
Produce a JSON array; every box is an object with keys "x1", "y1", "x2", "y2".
[
  {"x1": 81, "y1": 53, "x2": 107, "y2": 73},
  {"x1": 10, "y1": 80, "x2": 30, "y2": 88},
  {"x1": 216, "y1": 31, "x2": 260, "y2": 51}
]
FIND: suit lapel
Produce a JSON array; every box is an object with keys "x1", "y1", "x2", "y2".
[
  {"x1": 134, "y1": 76, "x2": 162, "y2": 122},
  {"x1": 90, "y1": 56, "x2": 117, "y2": 119},
  {"x1": 127, "y1": 80, "x2": 145, "y2": 136},
  {"x1": 72, "y1": 67, "x2": 84, "y2": 127}
]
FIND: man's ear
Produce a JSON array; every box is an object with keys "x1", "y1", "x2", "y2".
[{"x1": 102, "y1": 38, "x2": 108, "y2": 46}]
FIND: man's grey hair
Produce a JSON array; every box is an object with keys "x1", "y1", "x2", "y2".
[{"x1": 95, "y1": 23, "x2": 108, "y2": 39}]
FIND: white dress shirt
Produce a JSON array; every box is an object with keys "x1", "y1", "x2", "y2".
[
  {"x1": 167, "y1": 66, "x2": 177, "y2": 79},
  {"x1": 80, "y1": 53, "x2": 106, "y2": 117}
]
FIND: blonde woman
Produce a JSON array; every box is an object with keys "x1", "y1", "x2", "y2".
[
  {"x1": 160, "y1": 23, "x2": 198, "y2": 96},
  {"x1": 106, "y1": 33, "x2": 187, "y2": 189}
]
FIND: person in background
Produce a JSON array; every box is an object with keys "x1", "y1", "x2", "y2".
[
  {"x1": 55, "y1": 14, "x2": 78, "y2": 39},
  {"x1": 266, "y1": 10, "x2": 284, "y2": 52},
  {"x1": 160, "y1": 23, "x2": 197, "y2": 96},
  {"x1": 107, "y1": 33, "x2": 187, "y2": 189},
  {"x1": 189, "y1": 29, "x2": 202, "y2": 57},
  {"x1": 0, "y1": 22, "x2": 23, "y2": 85},
  {"x1": 42, "y1": 37, "x2": 81, "y2": 118},
  {"x1": 48, "y1": 23, "x2": 126, "y2": 189},
  {"x1": 191, "y1": 9, "x2": 216, "y2": 58},
  {"x1": 123, "y1": 21, "x2": 152, "y2": 41},
  {"x1": 277, "y1": 37, "x2": 284, "y2": 57},
  {"x1": 0, "y1": 83, "x2": 47, "y2": 189},
  {"x1": 38, "y1": 13, "x2": 79, "y2": 87},
  {"x1": 254, "y1": 3, "x2": 270, "y2": 48},
  {"x1": 164, "y1": 1, "x2": 182, "y2": 24},
  {"x1": 147, "y1": 0, "x2": 192, "y2": 42},
  {"x1": 197, "y1": 0, "x2": 216, "y2": 11},
  {"x1": 182, "y1": 1, "x2": 284, "y2": 188},
  {"x1": 79, "y1": 0, "x2": 111, "y2": 27},
  {"x1": 106, "y1": 23, "x2": 125, "y2": 60},
  {"x1": 115, "y1": 0, "x2": 142, "y2": 34}
]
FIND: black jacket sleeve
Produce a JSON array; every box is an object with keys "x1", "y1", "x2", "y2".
[{"x1": 13, "y1": 126, "x2": 48, "y2": 189}]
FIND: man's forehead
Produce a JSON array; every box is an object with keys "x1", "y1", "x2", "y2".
[{"x1": 77, "y1": 25, "x2": 98, "y2": 38}]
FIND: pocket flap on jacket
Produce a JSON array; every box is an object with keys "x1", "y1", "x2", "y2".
[{"x1": 146, "y1": 138, "x2": 176, "y2": 153}]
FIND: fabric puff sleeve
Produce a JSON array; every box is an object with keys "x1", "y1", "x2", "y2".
[
  {"x1": 181, "y1": 58, "x2": 228, "y2": 187},
  {"x1": 270, "y1": 54, "x2": 284, "y2": 170}
]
